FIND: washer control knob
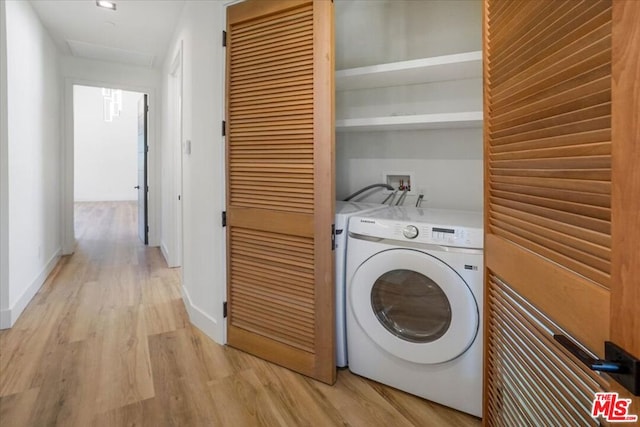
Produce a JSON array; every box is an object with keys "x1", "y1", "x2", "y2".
[{"x1": 403, "y1": 225, "x2": 419, "y2": 239}]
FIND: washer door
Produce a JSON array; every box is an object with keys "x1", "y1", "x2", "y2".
[{"x1": 349, "y1": 248, "x2": 478, "y2": 364}]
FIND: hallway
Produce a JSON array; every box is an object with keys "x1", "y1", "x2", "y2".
[{"x1": 0, "y1": 202, "x2": 479, "y2": 426}]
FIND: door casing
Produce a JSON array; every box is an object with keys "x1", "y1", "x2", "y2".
[
  {"x1": 137, "y1": 93, "x2": 149, "y2": 245},
  {"x1": 62, "y1": 79, "x2": 160, "y2": 254}
]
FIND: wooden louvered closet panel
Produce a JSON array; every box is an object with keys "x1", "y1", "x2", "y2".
[
  {"x1": 487, "y1": 0, "x2": 613, "y2": 289},
  {"x1": 485, "y1": 0, "x2": 640, "y2": 422},
  {"x1": 486, "y1": 0, "x2": 629, "y2": 423},
  {"x1": 485, "y1": 0, "x2": 613, "y2": 355},
  {"x1": 225, "y1": 0, "x2": 335, "y2": 384}
]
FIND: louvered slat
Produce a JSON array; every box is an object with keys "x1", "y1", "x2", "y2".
[
  {"x1": 486, "y1": 276, "x2": 608, "y2": 427},
  {"x1": 492, "y1": 2, "x2": 611, "y2": 91},
  {"x1": 229, "y1": 227, "x2": 315, "y2": 353},
  {"x1": 491, "y1": 78, "x2": 610, "y2": 130},
  {"x1": 486, "y1": 0, "x2": 612, "y2": 288},
  {"x1": 494, "y1": 103, "x2": 611, "y2": 142},
  {"x1": 491, "y1": 97, "x2": 611, "y2": 134},
  {"x1": 496, "y1": 6, "x2": 610, "y2": 79}
]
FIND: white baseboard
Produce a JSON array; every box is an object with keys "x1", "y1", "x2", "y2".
[
  {"x1": 160, "y1": 241, "x2": 171, "y2": 266},
  {"x1": 161, "y1": 241, "x2": 181, "y2": 268},
  {"x1": 0, "y1": 248, "x2": 61, "y2": 329},
  {"x1": 180, "y1": 284, "x2": 224, "y2": 344},
  {"x1": 0, "y1": 308, "x2": 10, "y2": 330}
]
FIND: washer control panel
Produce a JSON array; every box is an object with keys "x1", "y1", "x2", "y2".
[
  {"x1": 350, "y1": 209, "x2": 484, "y2": 249},
  {"x1": 390, "y1": 223, "x2": 480, "y2": 248},
  {"x1": 431, "y1": 226, "x2": 465, "y2": 244}
]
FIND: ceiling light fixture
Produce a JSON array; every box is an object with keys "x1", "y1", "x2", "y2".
[{"x1": 96, "y1": 1, "x2": 116, "y2": 11}]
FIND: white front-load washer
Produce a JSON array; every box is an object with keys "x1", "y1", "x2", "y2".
[
  {"x1": 334, "y1": 201, "x2": 387, "y2": 367},
  {"x1": 346, "y1": 207, "x2": 483, "y2": 417}
]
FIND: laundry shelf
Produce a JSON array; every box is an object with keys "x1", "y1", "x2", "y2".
[
  {"x1": 336, "y1": 51, "x2": 482, "y2": 91},
  {"x1": 335, "y1": 112, "x2": 483, "y2": 132}
]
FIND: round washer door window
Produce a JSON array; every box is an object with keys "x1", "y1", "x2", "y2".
[
  {"x1": 349, "y1": 248, "x2": 478, "y2": 364},
  {"x1": 371, "y1": 269, "x2": 451, "y2": 343}
]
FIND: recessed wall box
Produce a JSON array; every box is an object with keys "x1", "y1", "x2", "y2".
[{"x1": 382, "y1": 171, "x2": 415, "y2": 193}]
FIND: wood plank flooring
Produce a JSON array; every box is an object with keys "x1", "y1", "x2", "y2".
[{"x1": 0, "y1": 201, "x2": 481, "y2": 426}]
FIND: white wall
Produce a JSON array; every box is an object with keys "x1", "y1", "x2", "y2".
[
  {"x1": 0, "y1": 0, "x2": 10, "y2": 326},
  {"x1": 74, "y1": 85, "x2": 140, "y2": 202},
  {"x1": 336, "y1": 129, "x2": 484, "y2": 210},
  {"x1": 1, "y1": 0, "x2": 62, "y2": 328},
  {"x1": 60, "y1": 55, "x2": 162, "y2": 251},
  {"x1": 161, "y1": 0, "x2": 227, "y2": 343},
  {"x1": 335, "y1": 0, "x2": 484, "y2": 211},
  {"x1": 335, "y1": 0, "x2": 482, "y2": 69}
]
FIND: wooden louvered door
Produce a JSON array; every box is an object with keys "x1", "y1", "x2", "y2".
[
  {"x1": 484, "y1": 0, "x2": 640, "y2": 424},
  {"x1": 225, "y1": 0, "x2": 335, "y2": 384}
]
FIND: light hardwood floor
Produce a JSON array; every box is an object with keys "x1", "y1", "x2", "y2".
[{"x1": 0, "y1": 201, "x2": 481, "y2": 426}]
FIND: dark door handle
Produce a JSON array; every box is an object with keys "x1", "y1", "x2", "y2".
[
  {"x1": 134, "y1": 186, "x2": 140, "y2": 189},
  {"x1": 554, "y1": 335, "x2": 640, "y2": 395},
  {"x1": 554, "y1": 335, "x2": 621, "y2": 373}
]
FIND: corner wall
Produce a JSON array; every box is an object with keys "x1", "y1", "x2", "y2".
[
  {"x1": 161, "y1": 0, "x2": 227, "y2": 343},
  {"x1": 1, "y1": 0, "x2": 62, "y2": 328}
]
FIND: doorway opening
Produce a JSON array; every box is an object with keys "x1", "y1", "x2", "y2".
[{"x1": 72, "y1": 84, "x2": 149, "y2": 245}]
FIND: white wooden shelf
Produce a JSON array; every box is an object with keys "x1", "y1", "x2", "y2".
[
  {"x1": 336, "y1": 51, "x2": 482, "y2": 91},
  {"x1": 335, "y1": 112, "x2": 483, "y2": 132}
]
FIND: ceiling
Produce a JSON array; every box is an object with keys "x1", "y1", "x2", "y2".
[{"x1": 29, "y1": 0, "x2": 186, "y2": 68}]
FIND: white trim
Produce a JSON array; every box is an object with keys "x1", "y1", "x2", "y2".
[
  {"x1": 166, "y1": 43, "x2": 183, "y2": 269},
  {"x1": 0, "y1": 307, "x2": 9, "y2": 330},
  {"x1": 180, "y1": 284, "x2": 219, "y2": 340},
  {"x1": 160, "y1": 241, "x2": 171, "y2": 266},
  {"x1": 62, "y1": 78, "x2": 161, "y2": 255},
  {"x1": 0, "y1": 248, "x2": 61, "y2": 329},
  {"x1": 218, "y1": 0, "x2": 243, "y2": 345}
]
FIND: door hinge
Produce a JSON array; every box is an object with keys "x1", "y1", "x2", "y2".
[
  {"x1": 331, "y1": 224, "x2": 336, "y2": 251},
  {"x1": 146, "y1": 225, "x2": 149, "y2": 232},
  {"x1": 146, "y1": 145, "x2": 149, "y2": 153},
  {"x1": 222, "y1": 120, "x2": 226, "y2": 137},
  {"x1": 145, "y1": 105, "x2": 149, "y2": 113},
  {"x1": 223, "y1": 301, "x2": 228, "y2": 318},
  {"x1": 222, "y1": 30, "x2": 227, "y2": 47},
  {"x1": 222, "y1": 211, "x2": 227, "y2": 227}
]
